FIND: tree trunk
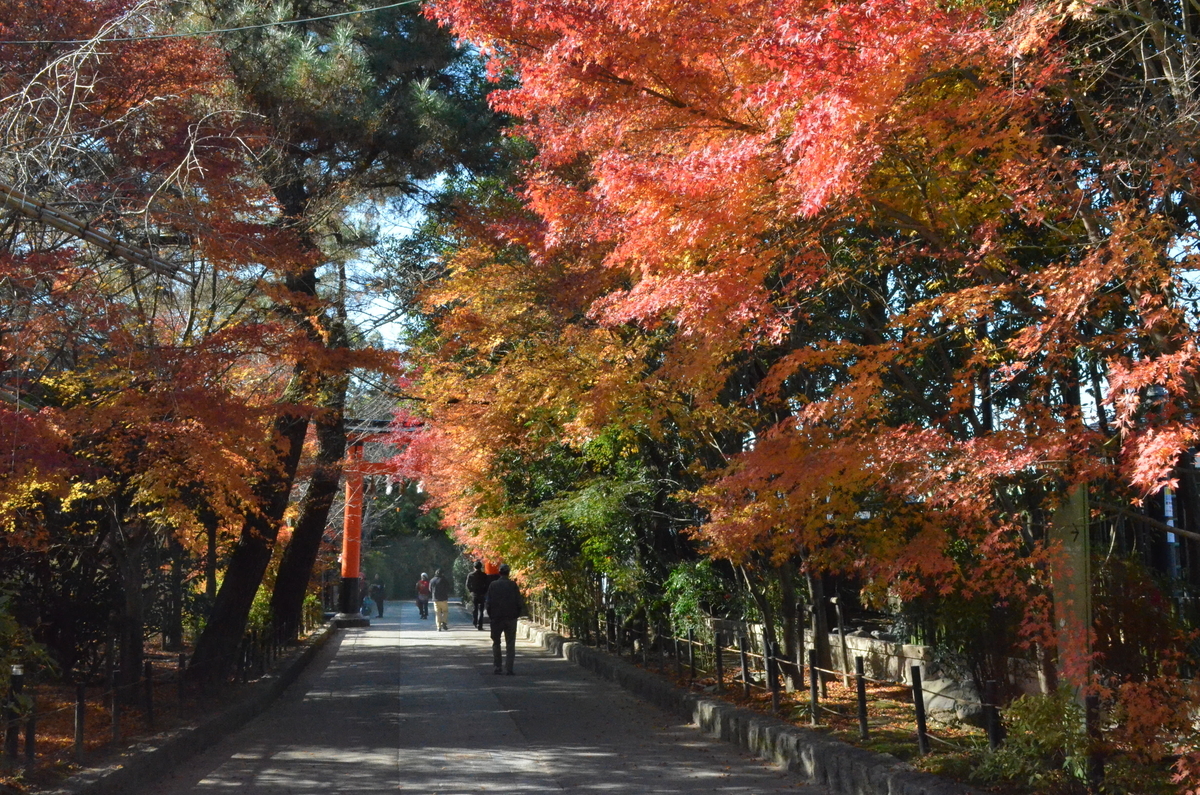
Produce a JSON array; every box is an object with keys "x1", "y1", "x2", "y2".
[
  {"x1": 1036, "y1": 640, "x2": 1059, "y2": 694},
  {"x1": 115, "y1": 521, "x2": 148, "y2": 702},
  {"x1": 741, "y1": 564, "x2": 778, "y2": 657},
  {"x1": 204, "y1": 507, "x2": 218, "y2": 604},
  {"x1": 164, "y1": 535, "x2": 184, "y2": 651},
  {"x1": 187, "y1": 366, "x2": 312, "y2": 679},
  {"x1": 808, "y1": 572, "x2": 833, "y2": 694},
  {"x1": 779, "y1": 563, "x2": 802, "y2": 689},
  {"x1": 269, "y1": 371, "x2": 348, "y2": 642}
]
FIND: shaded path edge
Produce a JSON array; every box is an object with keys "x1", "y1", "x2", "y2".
[
  {"x1": 517, "y1": 619, "x2": 980, "y2": 795},
  {"x1": 40, "y1": 624, "x2": 339, "y2": 795}
]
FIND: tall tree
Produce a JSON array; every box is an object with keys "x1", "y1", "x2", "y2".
[
  {"x1": 189, "y1": 0, "x2": 501, "y2": 671},
  {"x1": 0, "y1": 0, "x2": 309, "y2": 686}
]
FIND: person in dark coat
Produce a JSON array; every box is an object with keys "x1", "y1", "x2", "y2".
[
  {"x1": 485, "y1": 564, "x2": 523, "y2": 674},
  {"x1": 430, "y1": 569, "x2": 451, "y2": 630},
  {"x1": 465, "y1": 562, "x2": 490, "y2": 630},
  {"x1": 369, "y1": 581, "x2": 385, "y2": 617}
]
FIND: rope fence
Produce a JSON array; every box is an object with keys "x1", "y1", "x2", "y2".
[
  {"x1": 524, "y1": 595, "x2": 1006, "y2": 757},
  {"x1": 1, "y1": 603, "x2": 326, "y2": 775}
]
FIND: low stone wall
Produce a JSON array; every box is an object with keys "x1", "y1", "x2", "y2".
[
  {"x1": 736, "y1": 622, "x2": 1041, "y2": 698},
  {"x1": 519, "y1": 619, "x2": 980, "y2": 795},
  {"x1": 824, "y1": 632, "x2": 932, "y2": 684},
  {"x1": 720, "y1": 621, "x2": 930, "y2": 685}
]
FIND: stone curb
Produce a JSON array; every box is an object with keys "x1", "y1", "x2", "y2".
[
  {"x1": 40, "y1": 623, "x2": 338, "y2": 795},
  {"x1": 517, "y1": 619, "x2": 981, "y2": 795}
]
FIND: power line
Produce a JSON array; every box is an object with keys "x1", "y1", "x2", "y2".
[{"x1": 0, "y1": 0, "x2": 423, "y2": 46}]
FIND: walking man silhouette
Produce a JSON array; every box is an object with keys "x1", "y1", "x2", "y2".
[
  {"x1": 466, "y1": 562, "x2": 490, "y2": 630},
  {"x1": 485, "y1": 564, "x2": 523, "y2": 674}
]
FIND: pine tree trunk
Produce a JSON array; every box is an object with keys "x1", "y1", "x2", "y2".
[
  {"x1": 270, "y1": 372, "x2": 348, "y2": 642},
  {"x1": 187, "y1": 220, "x2": 322, "y2": 679},
  {"x1": 187, "y1": 367, "x2": 311, "y2": 680}
]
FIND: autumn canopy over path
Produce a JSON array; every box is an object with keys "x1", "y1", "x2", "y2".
[{"x1": 1, "y1": 0, "x2": 1199, "y2": 791}]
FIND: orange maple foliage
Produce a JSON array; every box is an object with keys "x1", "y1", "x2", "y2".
[
  {"x1": 412, "y1": 0, "x2": 1200, "y2": 781},
  {"x1": 0, "y1": 0, "x2": 323, "y2": 547}
]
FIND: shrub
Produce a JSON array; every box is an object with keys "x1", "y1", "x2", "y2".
[
  {"x1": 0, "y1": 589, "x2": 54, "y2": 699},
  {"x1": 973, "y1": 688, "x2": 1088, "y2": 793}
]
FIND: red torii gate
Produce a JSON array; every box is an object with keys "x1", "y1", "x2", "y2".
[{"x1": 334, "y1": 420, "x2": 405, "y2": 626}]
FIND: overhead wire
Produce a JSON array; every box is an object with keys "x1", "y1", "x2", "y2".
[{"x1": 0, "y1": 0, "x2": 423, "y2": 46}]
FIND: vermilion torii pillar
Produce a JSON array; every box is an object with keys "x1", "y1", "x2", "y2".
[
  {"x1": 336, "y1": 444, "x2": 367, "y2": 622},
  {"x1": 334, "y1": 441, "x2": 397, "y2": 627}
]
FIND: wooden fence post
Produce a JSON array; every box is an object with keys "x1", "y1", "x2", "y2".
[
  {"x1": 143, "y1": 660, "x2": 154, "y2": 729},
  {"x1": 768, "y1": 641, "x2": 781, "y2": 714},
  {"x1": 23, "y1": 701, "x2": 34, "y2": 765},
  {"x1": 738, "y1": 636, "x2": 751, "y2": 699},
  {"x1": 795, "y1": 601, "x2": 807, "y2": 690},
  {"x1": 911, "y1": 665, "x2": 930, "y2": 755},
  {"x1": 74, "y1": 683, "x2": 85, "y2": 763},
  {"x1": 4, "y1": 665, "x2": 21, "y2": 765},
  {"x1": 855, "y1": 656, "x2": 868, "y2": 739},
  {"x1": 178, "y1": 654, "x2": 186, "y2": 702},
  {"x1": 714, "y1": 633, "x2": 724, "y2": 693},
  {"x1": 808, "y1": 649, "x2": 819, "y2": 726},
  {"x1": 109, "y1": 666, "x2": 120, "y2": 743}
]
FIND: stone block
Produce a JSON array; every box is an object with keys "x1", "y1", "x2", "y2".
[{"x1": 922, "y1": 677, "x2": 984, "y2": 727}]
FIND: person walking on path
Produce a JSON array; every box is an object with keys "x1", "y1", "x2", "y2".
[
  {"x1": 430, "y1": 569, "x2": 451, "y2": 630},
  {"x1": 369, "y1": 581, "x2": 385, "y2": 618},
  {"x1": 485, "y1": 564, "x2": 523, "y2": 674},
  {"x1": 466, "y1": 562, "x2": 490, "y2": 630},
  {"x1": 415, "y1": 573, "x2": 431, "y2": 620}
]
